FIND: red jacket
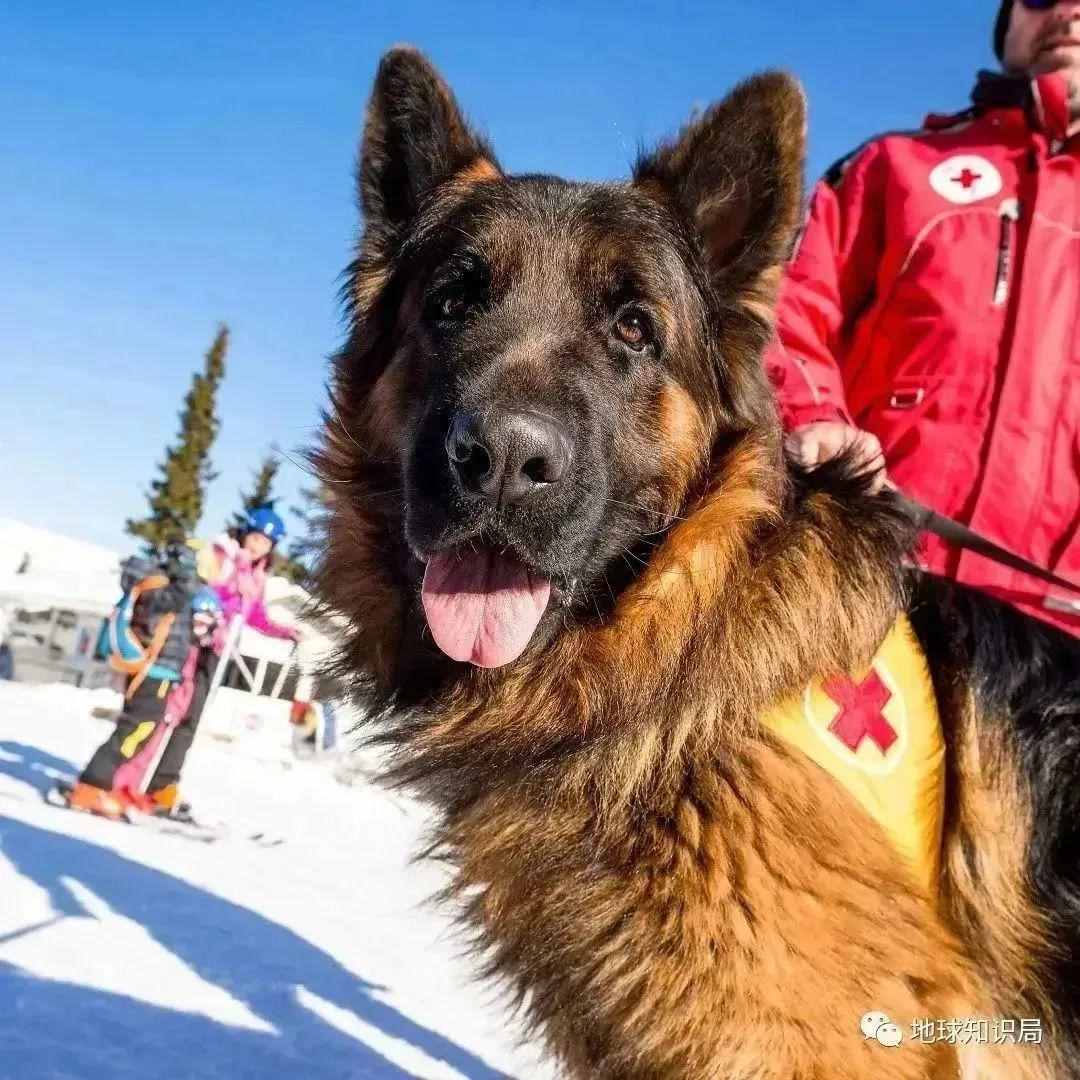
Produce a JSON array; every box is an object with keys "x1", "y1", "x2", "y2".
[{"x1": 768, "y1": 71, "x2": 1080, "y2": 636}]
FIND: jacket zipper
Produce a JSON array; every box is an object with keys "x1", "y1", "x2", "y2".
[{"x1": 992, "y1": 198, "x2": 1020, "y2": 306}]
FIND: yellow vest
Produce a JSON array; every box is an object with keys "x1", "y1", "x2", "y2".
[{"x1": 759, "y1": 615, "x2": 945, "y2": 898}]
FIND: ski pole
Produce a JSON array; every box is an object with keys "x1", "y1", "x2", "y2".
[
  {"x1": 134, "y1": 711, "x2": 182, "y2": 796},
  {"x1": 201, "y1": 614, "x2": 243, "y2": 722},
  {"x1": 131, "y1": 616, "x2": 241, "y2": 799}
]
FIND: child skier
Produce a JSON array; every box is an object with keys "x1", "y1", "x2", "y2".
[
  {"x1": 64, "y1": 548, "x2": 223, "y2": 819},
  {"x1": 200, "y1": 505, "x2": 299, "y2": 652}
]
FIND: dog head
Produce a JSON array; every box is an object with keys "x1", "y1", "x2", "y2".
[{"x1": 320, "y1": 48, "x2": 805, "y2": 680}]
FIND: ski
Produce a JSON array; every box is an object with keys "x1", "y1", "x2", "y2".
[
  {"x1": 44, "y1": 782, "x2": 285, "y2": 847},
  {"x1": 122, "y1": 807, "x2": 222, "y2": 844}
]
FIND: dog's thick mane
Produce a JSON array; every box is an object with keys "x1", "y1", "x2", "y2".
[{"x1": 312, "y1": 426, "x2": 970, "y2": 1080}]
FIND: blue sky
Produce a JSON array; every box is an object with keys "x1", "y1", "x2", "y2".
[{"x1": 1, "y1": 1, "x2": 994, "y2": 554}]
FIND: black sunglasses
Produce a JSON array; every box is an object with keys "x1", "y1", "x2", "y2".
[{"x1": 1018, "y1": 0, "x2": 1066, "y2": 9}]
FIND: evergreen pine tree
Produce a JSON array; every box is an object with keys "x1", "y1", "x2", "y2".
[
  {"x1": 287, "y1": 483, "x2": 329, "y2": 567},
  {"x1": 126, "y1": 325, "x2": 228, "y2": 552}
]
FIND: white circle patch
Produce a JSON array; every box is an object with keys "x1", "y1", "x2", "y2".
[{"x1": 929, "y1": 155, "x2": 1002, "y2": 205}]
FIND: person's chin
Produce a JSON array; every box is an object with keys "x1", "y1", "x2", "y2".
[{"x1": 1031, "y1": 44, "x2": 1080, "y2": 76}]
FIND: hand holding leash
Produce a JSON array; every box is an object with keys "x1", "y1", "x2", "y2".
[
  {"x1": 786, "y1": 424, "x2": 1080, "y2": 604},
  {"x1": 785, "y1": 422, "x2": 889, "y2": 493}
]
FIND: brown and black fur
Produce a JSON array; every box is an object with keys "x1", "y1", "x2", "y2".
[{"x1": 313, "y1": 47, "x2": 1080, "y2": 1079}]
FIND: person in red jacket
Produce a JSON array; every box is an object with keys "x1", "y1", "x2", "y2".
[{"x1": 768, "y1": 0, "x2": 1080, "y2": 636}]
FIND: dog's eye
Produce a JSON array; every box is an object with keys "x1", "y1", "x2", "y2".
[
  {"x1": 427, "y1": 255, "x2": 489, "y2": 326},
  {"x1": 438, "y1": 293, "x2": 468, "y2": 320},
  {"x1": 613, "y1": 308, "x2": 652, "y2": 351},
  {"x1": 428, "y1": 289, "x2": 472, "y2": 324}
]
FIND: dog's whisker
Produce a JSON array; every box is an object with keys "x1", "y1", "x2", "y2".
[
  {"x1": 334, "y1": 413, "x2": 372, "y2": 455},
  {"x1": 602, "y1": 496, "x2": 689, "y2": 525},
  {"x1": 640, "y1": 524, "x2": 675, "y2": 540},
  {"x1": 353, "y1": 487, "x2": 404, "y2": 503},
  {"x1": 602, "y1": 572, "x2": 617, "y2": 612},
  {"x1": 278, "y1": 448, "x2": 354, "y2": 486}
]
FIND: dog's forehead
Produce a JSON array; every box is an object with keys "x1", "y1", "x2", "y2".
[{"x1": 436, "y1": 176, "x2": 689, "y2": 282}]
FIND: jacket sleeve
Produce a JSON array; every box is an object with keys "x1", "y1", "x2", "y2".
[
  {"x1": 202, "y1": 534, "x2": 235, "y2": 584},
  {"x1": 245, "y1": 598, "x2": 298, "y2": 641},
  {"x1": 196, "y1": 544, "x2": 220, "y2": 583},
  {"x1": 766, "y1": 140, "x2": 888, "y2": 431}
]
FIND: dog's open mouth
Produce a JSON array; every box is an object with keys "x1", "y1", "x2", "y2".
[{"x1": 421, "y1": 545, "x2": 553, "y2": 668}]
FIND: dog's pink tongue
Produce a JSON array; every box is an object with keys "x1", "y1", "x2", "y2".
[{"x1": 422, "y1": 549, "x2": 551, "y2": 669}]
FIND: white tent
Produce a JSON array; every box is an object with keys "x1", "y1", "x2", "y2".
[{"x1": 0, "y1": 518, "x2": 121, "y2": 618}]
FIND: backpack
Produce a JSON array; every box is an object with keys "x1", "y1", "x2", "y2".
[{"x1": 97, "y1": 546, "x2": 198, "y2": 699}]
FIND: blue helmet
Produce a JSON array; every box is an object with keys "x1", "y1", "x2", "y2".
[
  {"x1": 191, "y1": 587, "x2": 223, "y2": 617},
  {"x1": 245, "y1": 506, "x2": 286, "y2": 543}
]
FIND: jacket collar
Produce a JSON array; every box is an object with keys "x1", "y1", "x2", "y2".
[{"x1": 971, "y1": 69, "x2": 1073, "y2": 144}]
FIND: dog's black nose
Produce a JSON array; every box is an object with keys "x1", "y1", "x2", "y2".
[{"x1": 446, "y1": 409, "x2": 571, "y2": 506}]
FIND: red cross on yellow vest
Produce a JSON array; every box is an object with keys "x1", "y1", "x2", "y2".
[
  {"x1": 824, "y1": 670, "x2": 897, "y2": 754},
  {"x1": 758, "y1": 615, "x2": 946, "y2": 899}
]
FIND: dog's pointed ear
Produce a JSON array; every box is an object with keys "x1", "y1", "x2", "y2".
[
  {"x1": 634, "y1": 71, "x2": 806, "y2": 301},
  {"x1": 359, "y1": 47, "x2": 501, "y2": 241}
]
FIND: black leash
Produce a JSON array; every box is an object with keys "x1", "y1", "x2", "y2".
[{"x1": 895, "y1": 493, "x2": 1080, "y2": 600}]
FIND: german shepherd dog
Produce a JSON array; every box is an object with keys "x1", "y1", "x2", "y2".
[{"x1": 315, "y1": 48, "x2": 1080, "y2": 1079}]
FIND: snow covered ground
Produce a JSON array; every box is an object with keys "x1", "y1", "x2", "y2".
[{"x1": 0, "y1": 681, "x2": 556, "y2": 1080}]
